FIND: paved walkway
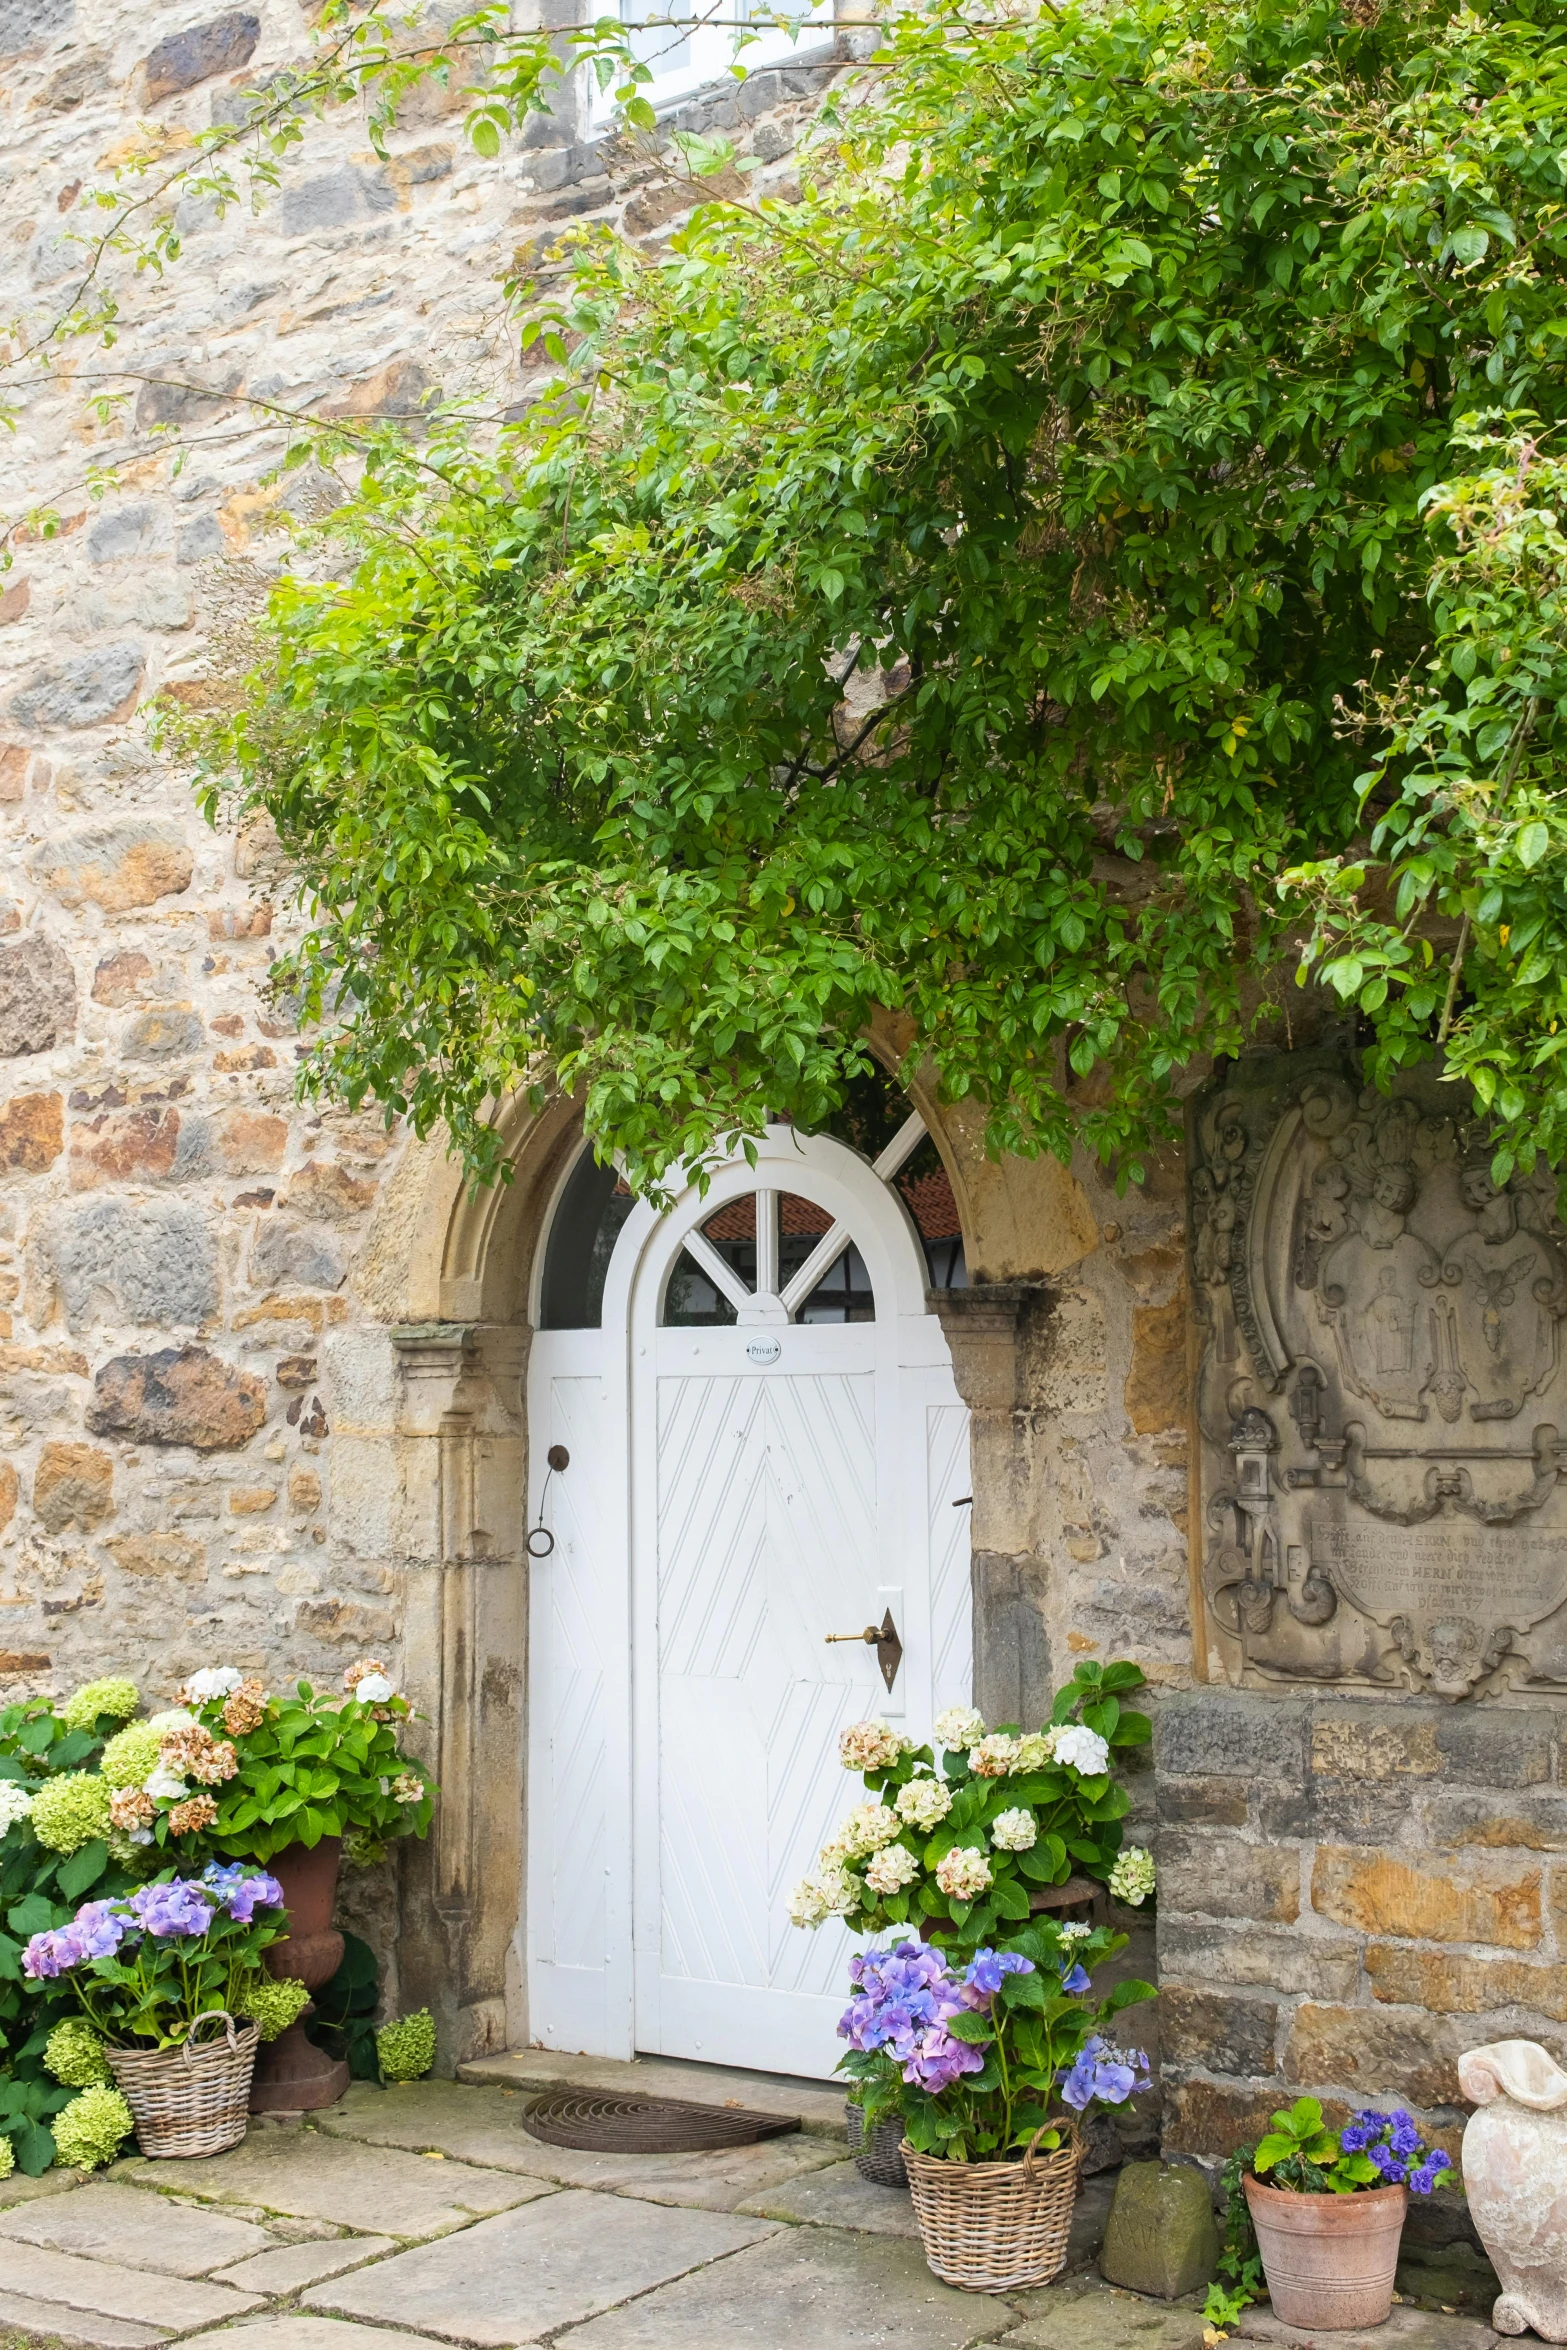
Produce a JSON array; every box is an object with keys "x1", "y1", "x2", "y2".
[{"x1": 0, "y1": 2055, "x2": 1507, "y2": 2350}]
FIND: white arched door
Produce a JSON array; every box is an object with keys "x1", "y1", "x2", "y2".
[{"x1": 527, "y1": 1121, "x2": 971, "y2": 2079}]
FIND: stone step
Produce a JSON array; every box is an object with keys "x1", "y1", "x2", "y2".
[{"x1": 454, "y1": 2050, "x2": 850, "y2": 2139}]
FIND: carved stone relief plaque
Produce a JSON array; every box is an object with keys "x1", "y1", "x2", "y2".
[{"x1": 1189, "y1": 1054, "x2": 1567, "y2": 1698}]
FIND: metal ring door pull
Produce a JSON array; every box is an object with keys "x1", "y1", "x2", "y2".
[{"x1": 528, "y1": 1447, "x2": 570, "y2": 1559}]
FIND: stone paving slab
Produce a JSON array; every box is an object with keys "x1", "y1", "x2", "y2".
[
  {"x1": 991, "y1": 2277, "x2": 1210, "y2": 2350},
  {"x1": 457, "y1": 2048, "x2": 848, "y2": 2138},
  {"x1": 303, "y1": 2188, "x2": 777, "y2": 2345},
  {"x1": 316, "y1": 2078, "x2": 844, "y2": 2208},
  {"x1": 210, "y1": 2235, "x2": 400, "y2": 2295},
  {"x1": 118, "y1": 2130, "x2": 554, "y2": 2238},
  {"x1": 0, "y1": 2181, "x2": 276, "y2": 2277},
  {"x1": 181, "y1": 2322, "x2": 449, "y2": 2350},
  {"x1": 0, "y1": 2167, "x2": 84, "y2": 2210},
  {"x1": 0, "y1": 2286, "x2": 168, "y2": 2349},
  {"x1": 553, "y1": 2223, "x2": 1010, "y2": 2349},
  {"x1": 0, "y1": 2240, "x2": 262, "y2": 2332},
  {"x1": 1235, "y1": 2307, "x2": 1499, "y2": 2350},
  {"x1": 734, "y1": 2156, "x2": 923, "y2": 2235}
]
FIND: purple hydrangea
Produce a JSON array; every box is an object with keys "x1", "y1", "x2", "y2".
[
  {"x1": 1059, "y1": 1961, "x2": 1092, "y2": 1996},
  {"x1": 201, "y1": 1863, "x2": 285, "y2": 1922},
  {"x1": 22, "y1": 1896, "x2": 135, "y2": 1978},
  {"x1": 129, "y1": 1879, "x2": 217, "y2": 1939},
  {"x1": 963, "y1": 1948, "x2": 1035, "y2": 2000},
  {"x1": 1058, "y1": 2034, "x2": 1152, "y2": 2112},
  {"x1": 838, "y1": 1942, "x2": 990, "y2": 2093},
  {"x1": 22, "y1": 1926, "x2": 79, "y2": 1978}
]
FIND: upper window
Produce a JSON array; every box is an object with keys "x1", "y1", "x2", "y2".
[
  {"x1": 592, "y1": 0, "x2": 834, "y2": 120},
  {"x1": 538, "y1": 1150, "x2": 635, "y2": 1330}
]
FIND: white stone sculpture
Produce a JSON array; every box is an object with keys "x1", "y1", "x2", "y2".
[{"x1": 1460, "y1": 2039, "x2": 1567, "y2": 2339}]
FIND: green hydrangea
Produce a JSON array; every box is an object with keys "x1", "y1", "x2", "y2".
[
  {"x1": 236, "y1": 1976, "x2": 312, "y2": 2042},
  {"x1": 30, "y1": 1772, "x2": 112, "y2": 1855},
  {"x1": 59, "y1": 1678, "x2": 139, "y2": 1733},
  {"x1": 100, "y1": 1720, "x2": 162, "y2": 1791},
  {"x1": 52, "y1": 2086, "x2": 134, "y2": 2172},
  {"x1": 0, "y1": 2132, "x2": 14, "y2": 2179},
  {"x1": 45, "y1": 2018, "x2": 112, "y2": 2089},
  {"x1": 377, "y1": 2010, "x2": 437, "y2": 2083}
]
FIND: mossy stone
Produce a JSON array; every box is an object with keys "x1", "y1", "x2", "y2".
[{"x1": 1099, "y1": 2160, "x2": 1220, "y2": 2300}]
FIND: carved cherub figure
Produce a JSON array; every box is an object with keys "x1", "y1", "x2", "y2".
[{"x1": 1361, "y1": 1163, "x2": 1418, "y2": 1249}]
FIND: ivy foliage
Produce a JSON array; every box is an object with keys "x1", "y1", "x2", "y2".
[{"x1": 214, "y1": 0, "x2": 1567, "y2": 1191}]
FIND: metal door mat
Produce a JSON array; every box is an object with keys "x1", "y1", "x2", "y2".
[{"x1": 522, "y1": 2086, "x2": 803, "y2": 2152}]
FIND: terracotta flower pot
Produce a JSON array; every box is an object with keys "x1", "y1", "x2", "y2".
[
  {"x1": 1244, "y1": 2175, "x2": 1408, "y2": 2330},
  {"x1": 248, "y1": 1836, "x2": 351, "y2": 2114}
]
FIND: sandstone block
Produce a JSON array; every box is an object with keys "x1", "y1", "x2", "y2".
[
  {"x1": 1123, "y1": 1294, "x2": 1188, "y2": 1434},
  {"x1": 1161, "y1": 2077, "x2": 1286, "y2": 2160},
  {"x1": 1282, "y1": 2002, "x2": 1459, "y2": 2106},
  {"x1": 0, "y1": 580, "x2": 27, "y2": 625},
  {"x1": 1255, "y1": 1776, "x2": 1415, "y2": 1844},
  {"x1": 71, "y1": 579, "x2": 193, "y2": 636},
  {"x1": 322, "y1": 356, "x2": 435, "y2": 420},
  {"x1": 33, "y1": 1441, "x2": 113, "y2": 1535},
  {"x1": 1433, "y1": 1708, "x2": 1555, "y2": 1789},
  {"x1": 105, "y1": 1531, "x2": 206, "y2": 1582},
  {"x1": 288, "y1": 1466, "x2": 322, "y2": 1511},
  {"x1": 32, "y1": 820, "x2": 192, "y2": 912},
  {"x1": 1310, "y1": 1713, "x2": 1441, "y2": 1779},
  {"x1": 213, "y1": 1043, "x2": 278, "y2": 1072},
  {"x1": 1100, "y1": 2162, "x2": 1218, "y2": 2299},
  {"x1": 285, "y1": 1162, "x2": 376, "y2": 1222},
  {"x1": 0, "y1": 936, "x2": 76, "y2": 1054},
  {"x1": 0, "y1": 1093, "x2": 62, "y2": 1171},
  {"x1": 228, "y1": 1486, "x2": 276, "y2": 1514},
  {"x1": 178, "y1": 515, "x2": 227, "y2": 565},
  {"x1": 1365, "y1": 1941, "x2": 1567, "y2": 2021},
  {"x1": 0, "y1": 1650, "x2": 50, "y2": 1677},
  {"x1": 91, "y1": 951, "x2": 152, "y2": 1006},
  {"x1": 8, "y1": 642, "x2": 144, "y2": 729},
  {"x1": 251, "y1": 1219, "x2": 347, "y2": 1291},
  {"x1": 211, "y1": 1110, "x2": 287, "y2": 1175},
  {"x1": 89, "y1": 1349, "x2": 267, "y2": 1452},
  {"x1": 135, "y1": 370, "x2": 242, "y2": 430},
  {"x1": 86, "y1": 503, "x2": 170, "y2": 567},
  {"x1": 1311, "y1": 1845, "x2": 1542, "y2": 1950},
  {"x1": 281, "y1": 166, "x2": 397, "y2": 237},
  {"x1": 1158, "y1": 1987, "x2": 1278, "y2": 2077},
  {"x1": 208, "y1": 907, "x2": 272, "y2": 940},
  {"x1": 1155, "y1": 1778, "x2": 1250, "y2": 1828},
  {"x1": 1157, "y1": 1830, "x2": 1301, "y2": 1924},
  {"x1": 0, "y1": 1459, "x2": 17, "y2": 1531},
  {"x1": 1156, "y1": 1692, "x2": 1308, "y2": 1781},
  {"x1": 123, "y1": 1009, "x2": 205, "y2": 1060},
  {"x1": 1157, "y1": 1922, "x2": 1363, "y2": 2003},
  {"x1": 141, "y1": 9, "x2": 259, "y2": 103},
  {"x1": 1424, "y1": 1789, "x2": 1567, "y2": 1850},
  {"x1": 277, "y1": 1356, "x2": 318, "y2": 1391},
  {"x1": 0, "y1": 745, "x2": 26, "y2": 802},
  {"x1": 69, "y1": 1107, "x2": 184, "y2": 1189},
  {"x1": 47, "y1": 1199, "x2": 218, "y2": 1329}
]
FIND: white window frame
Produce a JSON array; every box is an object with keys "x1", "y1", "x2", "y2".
[{"x1": 590, "y1": 0, "x2": 836, "y2": 123}]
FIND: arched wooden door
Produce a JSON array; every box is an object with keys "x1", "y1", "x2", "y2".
[{"x1": 527, "y1": 1118, "x2": 971, "y2": 2077}]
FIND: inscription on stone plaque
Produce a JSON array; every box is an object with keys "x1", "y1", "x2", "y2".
[{"x1": 1189, "y1": 1056, "x2": 1567, "y2": 1697}]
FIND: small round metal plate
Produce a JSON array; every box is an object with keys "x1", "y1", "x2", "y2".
[
  {"x1": 521, "y1": 2088, "x2": 800, "y2": 2153},
  {"x1": 745, "y1": 1337, "x2": 782, "y2": 1365}
]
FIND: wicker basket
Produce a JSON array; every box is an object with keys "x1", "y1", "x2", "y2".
[
  {"x1": 106, "y1": 2009, "x2": 259, "y2": 2159},
  {"x1": 846, "y1": 2101, "x2": 908, "y2": 2188},
  {"x1": 902, "y1": 2119, "x2": 1083, "y2": 2292}
]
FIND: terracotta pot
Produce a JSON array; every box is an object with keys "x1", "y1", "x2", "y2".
[
  {"x1": 248, "y1": 1836, "x2": 351, "y2": 2114},
  {"x1": 1244, "y1": 2176, "x2": 1408, "y2": 2330},
  {"x1": 1460, "y1": 2038, "x2": 1567, "y2": 2340},
  {"x1": 919, "y1": 1876, "x2": 1102, "y2": 1943}
]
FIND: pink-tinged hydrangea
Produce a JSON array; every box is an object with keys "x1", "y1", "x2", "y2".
[
  {"x1": 932, "y1": 1706, "x2": 985, "y2": 1752},
  {"x1": 967, "y1": 1734, "x2": 1021, "y2": 1779},
  {"x1": 935, "y1": 1845, "x2": 992, "y2": 1899},
  {"x1": 128, "y1": 1880, "x2": 216, "y2": 1938},
  {"x1": 863, "y1": 1843, "x2": 920, "y2": 1896},
  {"x1": 1049, "y1": 1724, "x2": 1111, "y2": 1777},
  {"x1": 894, "y1": 1776, "x2": 952, "y2": 1830},
  {"x1": 990, "y1": 1807, "x2": 1037, "y2": 1851},
  {"x1": 827, "y1": 1801, "x2": 902, "y2": 1860},
  {"x1": 837, "y1": 1719, "x2": 909, "y2": 1772}
]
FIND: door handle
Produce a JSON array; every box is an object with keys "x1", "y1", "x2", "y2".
[{"x1": 824, "y1": 1608, "x2": 903, "y2": 1693}]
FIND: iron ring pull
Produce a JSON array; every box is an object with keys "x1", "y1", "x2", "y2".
[{"x1": 527, "y1": 1445, "x2": 570, "y2": 1559}]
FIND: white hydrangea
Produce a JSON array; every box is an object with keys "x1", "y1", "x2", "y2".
[
  {"x1": 1109, "y1": 1846, "x2": 1156, "y2": 1906},
  {"x1": 863, "y1": 1843, "x2": 921, "y2": 1896},
  {"x1": 145, "y1": 1710, "x2": 194, "y2": 1734},
  {"x1": 894, "y1": 1776, "x2": 953, "y2": 1830},
  {"x1": 935, "y1": 1845, "x2": 992, "y2": 1899},
  {"x1": 1059, "y1": 1920, "x2": 1093, "y2": 1943},
  {"x1": 353, "y1": 1673, "x2": 396, "y2": 1704},
  {"x1": 787, "y1": 1876, "x2": 830, "y2": 1929},
  {"x1": 0, "y1": 1781, "x2": 35, "y2": 1835},
  {"x1": 1014, "y1": 1732, "x2": 1056, "y2": 1772},
  {"x1": 933, "y1": 1705, "x2": 986, "y2": 1751},
  {"x1": 991, "y1": 1807, "x2": 1037, "y2": 1851},
  {"x1": 143, "y1": 1765, "x2": 190, "y2": 1801},
  {"x1": 1050, "y1": 1724, "x2": 1112, "y2": 1778},
  {"x1": 835, "y1": 1802, "x2": 902, "y2": 1858},
  {"x1": 185, "y1": 1667, "x2": 244, "y2": 1701},
  {"x1": 817, "y1": 1865, "x2": 862, "y2": 1915},
  {"x1": 967, "y1": 1733, "x2": 1022, "y2": 1778}
]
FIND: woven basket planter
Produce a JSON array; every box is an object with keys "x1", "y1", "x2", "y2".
[
  {"x1": 902, "y1": 2120, "x2": 1082, "y2": 2292},
  {"x1": 106, "y1": 2010, "x2": 259, "y2": 2160},
  {"x1": 846, "y1": 2101, "x2": 908, "y2": 2188}
]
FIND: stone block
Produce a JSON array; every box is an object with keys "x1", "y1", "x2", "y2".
[
  {"x1": 123, "y1": 1008, "x2": 205, "y2": 1060},
  {"x1": 104, "y1": 1532, "x2": 206, "y2": 1583},
  {"x1": 1255, "y1": 1777, "x2": 1415, "y2": 1843},
  {"x1": 0, "y1": 935, "x2": 76, "y2": 1054},
  {"x1": 1423, "y1": 1789, "x2": 1567, "y2": 1850},
  {"x1": 1124, "y1": 1294, "x2": 1188, "y2": 1434},
  {"x1": 1282, "y1": 2002, "x2": 1459, "y2": 2105},
  {"x1": 210, "y1": 1110, "x2": 288, "y2": 1175},
  {"x1": 1035, "y1": 1286, "x2": 1108, "y2": 1412},
  {"x1": 8, "y1": 643, "x2": 144, "y2": 729},
  {"x1": 86, "y1": 505, "x2": 171, "y2": 567},
  {"x1": 0, "y1": 1091, "x2": 63, "y2": 1170},
  {"x1": 1156, "y1": 1831, "x2": 1301, "y2": 1924},
  {"x1": 229, "y1": 1486, "x2": 276, "y2": 1514},
  {"x1": 1365, "y1": 1940, "x2": 1567, "y2": 2020},
  {"x1": 280, "y1": 167, "x2": 398, "y2": 236},
  {"x1": 91, "y1": 952, "x2": 152, "y2": 1007},
  {"x1": 32, "y1": 821, "x2": 192, "y2": 913},
  {"x1": 33, "y1": 1441, "x2": 113, "y2": 1535},
  {"x1": 1155, "y1": 1778, "x2": 1249, "y2": 1828},
  {"x1": 1310, "y1": 1712, "x2": 1441, "y2": 1778},
  {"x1": 0, "y1": 1460, "x2": 16, "y2": 1531},
  {"x1": 323, "y1": 357, "x2": 438, "y2": 421},
  {"x1": 88, "y1": 1349, "x2": 266, "y2": 1451},
  {"x1": 0, "y1": 0, "x2": 73, "y2": 56},
  {"x1": 213, "y1": 1043, "x2": 278, "y2": 1072},
  {"x1": 1155, "y1": 1693, "x2": 1308, "y2": 1782},
  {"x1": 251, "y1": 1219, "x2": 348, "y2": 1291},
  {"x1": 140, "y1": 10, "x2": 259, "y2": 103},
  {"x1": 1311, "y1": 1845, "x2": 1542, "y2": 1950},
  {"x1": 1433, "y1": 1708, "x2": 1555, "y2": 1788},
  {"x1": 1099, "y1": 2162, "x2": 1218, "y2": 2299},
  {"x1": 285, "y1": 1161, "x2": 377, "y2": 1222},
  {"x1": 208, "y1": 906, "x2": 272, "y2": 940},
  {"x1": 278, "y1": 1356, "x2": 318, "y2": 1393},
  {"x1": 1158, "y1": 1988, "x2": 1278, "y2": 2077},
  {"x1": 69, "y1": 1108, "x2": 185, "y2": 1189},
  {"x1": 135, "y1": 372, "x2": 242, "y2": 430},
  {"x1": 288, "y1": 1466, "x2": 322, "y2": 1511},
  {"x1": 47, "y1": 1200, "x2": 218, "y2": 1329},
  {"x1": 1160, "y1": 2076, "x2": 1290, "y2": 2159},
  {"x1": 177, "y1": 516, "x2": 227, "y2": 565},
  {"x1": 0, "y1": 743, "x2": 27, "y2": 801}
]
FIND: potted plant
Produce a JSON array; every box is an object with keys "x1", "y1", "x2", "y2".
[
  {"x1": 1238, "y1": 2097, "x2": 1456, "y2": 2330},
  {"x1": 20, "y1": 1864, "x2": 290, "y2": 2158},
  {"x1": 836, "y1": 1915, "x2": 1154, "y2": 2291},
  {"x1": 787, "y1": 1661, "x2": 1154, "y2": 1954}
]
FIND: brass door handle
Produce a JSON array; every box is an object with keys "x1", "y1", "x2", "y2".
[{"x1": 824, "y1": 1609, "x2": 902, "y2": 1693}]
